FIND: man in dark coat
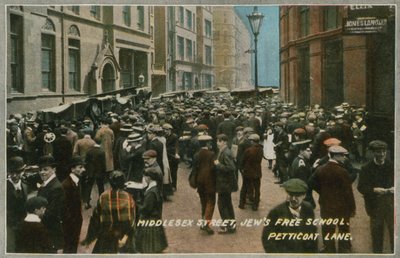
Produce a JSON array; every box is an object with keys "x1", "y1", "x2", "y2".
[
  {"x1": 122, "y1": 133, "x2": 145, "y2": 183},
  {"x1": 52, "y1": 127, "x2": 73, "y2": 182},
  {"x1": 273, "y1": 122, "x2": 290, "y2": 184},
  {"x1": 308, "y1": 145, "x2": 356, "y2": 253},
  {"x1": 192, "y1": 135, "x2": 216, "y2": 235},
  {"x1": 358, "y1": 140, "x2": 394, "y2": 253},
  {"x1": 61, "y1": 156, "x2": 85, "y2": 253},
  {"x1": 146, "y1": 127, "x2": 164, "y2": 174},
  {"x1": 289, "y1": 140, "x2": 315, "y2": 208},
  {"x1": 239, "y1": 133, "x2": 263, "y2": 211},
  {"x1": 262, "y1": 179, "x2": 317, "y2": 253},
  {"x1": 215, "y1": 134, "x2": 237, "y2": 233},
  {"x1": 15, "y1": 196, "x2": 55, "y2": 253},
  {"x1": 216, "y1": 112, "x2": 236, "y2": 148},
  {"x1": 163, "y1": 123, "x2": 180, "y2": 191},
  {"x1": 82, "y1": 139, "x2": 106, "y2": 209},
  {"x1": 7, "y1": 156, "x2": 30, "y2": 252},
  {"x1": 37, "y1": 155, "x2": 66, "y2": 251}
]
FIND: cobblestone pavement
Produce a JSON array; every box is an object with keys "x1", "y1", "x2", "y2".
[{"x1": 77, "y1": 159, "x2": 391, "y2": 254}]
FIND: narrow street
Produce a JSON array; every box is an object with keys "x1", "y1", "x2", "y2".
[{"x1": 77, "y1": 158, "x2": 391, "y2": 254}]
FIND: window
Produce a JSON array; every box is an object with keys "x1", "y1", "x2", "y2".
[
  {"x1": 68, "y1": 6, "x2": 79, "y2": 14},
  {"x1": 179, "y1": 7, "x2": 184, "y2": 25},
  {"x1": 186, "y1": 39, "x2": 193, "y2": 61},
  {"x1": 10, "y1": 14, "x2": 23, "y2": 93},
  {"x1": 41, "y1": 34, "x2": 55, "y2": 91},
  {"x1": 186, "y1": 10, "x2": 192, "y2": 30},
  {"x1": 324, "y1": 6, "x2": 339, "y2": 31},
  {"x1": 68, "y1": 39, "x2": 80, "y2": 91},
  {"x1": 205, "y1": 19, "x2": 212, "y2": 38},
  {"x1": 90, "y1": 6, "x2": 100, "y2": 20},
  {"x1": 177, "y1": 36, "x2": 184, "y2": 60},
  {"x1": 137, "y1": 6, "x2": 144, "y2": 31},
  {"x1": 299, "y1": 6, "x2": 310, "y2": 37},
  {"x1": 123, "y1": 6, "x2": 131, "y2": 26},
  {"x1": 119, "y1": 49, "x2": 132, "y2": 88},
  {"x1": 205, "y1": 45, "x2": 212, "y2": 65}
]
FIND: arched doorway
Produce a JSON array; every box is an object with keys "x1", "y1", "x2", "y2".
[{"x1": 102, "y1": 63, "x2": 115, "y2": 93}]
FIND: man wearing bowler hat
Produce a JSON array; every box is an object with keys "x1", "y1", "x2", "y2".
[
  {"x1": 358, "y1": 140, "x2": 393, "y2": 253},
  {"x1": 61, "y1": 156, "x2": 86, "y2": 253},
  {"x1": 7, "y1": 156, "x2": 30, "y2": 252},
  {"x1": 262, "y1": 178, "x2": 317, "y2": 253},
  {"x1": 37, "y1": 155, "x2": 66, "y2": 252}
]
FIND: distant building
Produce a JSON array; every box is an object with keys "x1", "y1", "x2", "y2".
[
  {"x1": 213, "y1": 6, "x2": 252, "y2": 90},
  {"x1": 7, "y1": 5, "x2": 154, "y2": 114},
  {"x1": 279, "y1": 5, "x2": 395, "y2": 117},
  {"x1": 155, "y1": 6, "x2": 215, "y2": 95}
]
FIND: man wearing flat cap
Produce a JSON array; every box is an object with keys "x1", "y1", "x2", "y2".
[
  {"x1": 142, "y1": 150, "x2": 164, "y2": 197},
  {"x1": 37, "y1": 155, "x2": 66, "y2": 252},
  {"x1": 262, "y1": 178, "x2": 317, "y2": 253},
  {"x1": 308, "y1": 146, "x2": 355, "y2": 253},
  {"x1": 61, "y1": 156, "x2": 85, "y2": 253},
  {"x1": 358, "y1": 140, "x2": 393, "y2": 253}
]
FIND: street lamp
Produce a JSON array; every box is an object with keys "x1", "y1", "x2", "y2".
[{"x1": 247, "y1": 7, "x2": 264, "y2": 98}]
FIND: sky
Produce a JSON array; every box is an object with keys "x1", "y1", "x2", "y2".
[{"x1": 235, "y1": 6, "x2": 280, "y2": 87}]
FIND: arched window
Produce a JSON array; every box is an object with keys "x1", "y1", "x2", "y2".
[
  {"x1": 68, "y1": 25, "x2": 80, "y2": 91},
  {"x1": 41, "y1": 19, "x2": 56, "y2": 91}
]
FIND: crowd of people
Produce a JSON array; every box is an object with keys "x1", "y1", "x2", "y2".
[{"x1": 6, "y1": 93, "x2": 394, "y2": 254}]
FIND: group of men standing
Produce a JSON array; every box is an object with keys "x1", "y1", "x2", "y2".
[{"x1": 6, "y1": 93, "x2": 394, "y2": 254}]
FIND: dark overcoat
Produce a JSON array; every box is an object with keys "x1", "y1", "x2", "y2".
[
  {"x1": 262, "y1": 201, "x2": 317, "y2": 253},
  {"x1": 62, "y1": 175, "x2": 83, "y2": 253},
  {"x1": 193, "y1": 148, "x2": 216, "y2": 194},
  {"x1": 215, "y1": 147, "x2": 237, "y2": 193},
  {"x1": 242, "y1": 143, "x2": 263, "y2": 179},
  {"x1": 309, "y1": 161, "x2": 356, "y2": 218}
]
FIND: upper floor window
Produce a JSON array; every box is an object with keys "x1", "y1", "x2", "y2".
[
  {"x1": 205, "y1": 19, "x2": 212, "y2": 38},
  {"x1": 137, "y1": 6, "x2": 144, "y2": 31},
  {"x1": 68, "y1": 6, "x2": 79, "y2": 15},
  {"x1": 205, "y1": 45, "x2": 212, "y2": 65},
  {"x1": 177, "y1": 36, "x2": 184, "y2": 60},
  {"x1": 186, "y1": 10, "x2": 192, "y2": 30},
  {"x1": 68, "y1": 38, "x2": 80, "y2": 91},
  {"x1": 324, "y1": 6, "x2": 340, "y2": 31},
  {"x1": 123, "y1": 6, "x2": 131, "y2": 26},
  {"x1": 299, "y1": 6, "x2": 310, "y2": 37},
  {"x1": 10, "y1": 14, "x2": 24, "y2": 93},
  {"x1": 179, "y1": 7, "x2": 184, "y2": 25},
  {"x1": 90, "y1": 6, "x2": 100, "y2": 20},
  {"x1": 41, "y1": 33, "x2": 55, "y2": 91},
  {"x1": 186, "y1": 39, "x2": 193, "y2": 61}
]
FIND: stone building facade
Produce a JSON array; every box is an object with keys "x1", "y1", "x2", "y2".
[
  {"x1": 213, "y1": 6, "x2": 252, "y2": 90},
  {"x1": 7, "y1": 5, "x2": 153, "y2": 114}
]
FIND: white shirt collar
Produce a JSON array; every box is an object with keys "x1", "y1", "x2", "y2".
[
  {"x1": 42, "y1": 173, "x2": 56, "y2": 187},
  {"x1": 288, "y1": 205, "x2": 302, "y2": 218},
  {"x1": 24, "y1": 213, "x2": 41, "y2": 222},
  {"x1": 70, "y1": 173, "x2": 80, "y2": 186},
  {"x1": 8, "y1": 178, "x2": 22, "y2": 191},
  {"x1": 145, "y1": 181, "x2": 157, "y2": 192}
]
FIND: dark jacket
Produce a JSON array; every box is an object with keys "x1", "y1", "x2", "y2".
[
  {"x1": 242, "y1": 143, "x2": 263, "y2": 179},
  {"x1": 7, "y1": 180, "x2": 29, "y2": 227},
  {"x1": 15, "y1": 220, "x2": 55, "y2": 253},
  {"x1": 85, "y1": 145, "x2": 106, "y2": 179},
  {"x1": 262, "y1": 201, "x2": 317, "y2": 253},
  {"x1": 37, "y1": 176, "x2": 66, "y2": 249},
  {"x1": 193, "y1": 148, "x2": 216, "y2": 194},
  {"x1": 62, "y1": 175, "x2": 83, "y2": 252},
  {"x1": 309, "y1": 161, "x2": 356, "y2": 218},
  {"x1": 147, "y1": 138, "x2": 164, "y2": 174},
  {"x1": 215, "y1": 146, "x2": 237, "y2": 193},
  {"x1": 358, "y1": 160, "x2": 394, "y2": 216}
]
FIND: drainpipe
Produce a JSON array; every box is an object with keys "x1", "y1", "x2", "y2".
[{"x1": 61, "y1": 6, "x2": 65, "y2": 103}]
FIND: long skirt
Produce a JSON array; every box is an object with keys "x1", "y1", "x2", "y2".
[{"x1": 136, "y1": 224, "x2": 168, "y2": 253}]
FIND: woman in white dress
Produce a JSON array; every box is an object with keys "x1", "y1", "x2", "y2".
[{"x1": 263, "y1": 127, "x2": 276, "y2": 169}]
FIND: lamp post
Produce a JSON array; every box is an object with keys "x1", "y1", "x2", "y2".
[{"x1": 247, "y1": 7, "x2": 264, "y2": 98}]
